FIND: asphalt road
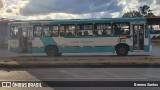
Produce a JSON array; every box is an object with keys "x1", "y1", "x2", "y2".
[{"x1": 0, "y1": 68, "x2": 160, "y2": 90}]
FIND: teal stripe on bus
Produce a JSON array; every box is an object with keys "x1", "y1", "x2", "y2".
[
  {"x1": 10, "y1": 48, "x2": 20, "y2": 53},
  {"x1": 40, "y1": 37, "x2": 58, "y2": 46},
  {"x1": 59, "y1": 46, "x2": 115, "y2": 53},
  {"x1": 144, "y1": 45, "x2": 150, "y2": 52},
  {"x1": 28, "y1": 48, "x2": 45, "y2": 53}
]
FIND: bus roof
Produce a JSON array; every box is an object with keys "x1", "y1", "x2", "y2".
[
  {"x1": 9, "y1": 18, "x2": 146, "y2": 26},
  {"x1": 50, "y1": 18, "x2": 146, "y2": 24}
]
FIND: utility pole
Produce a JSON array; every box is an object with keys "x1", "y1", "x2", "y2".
[
  {"x1": 90, "y1": 2, "x2": 94, "y2": 19},
  {"x1": 92, "y1": 3, "x2": 93, "y2": 19}
]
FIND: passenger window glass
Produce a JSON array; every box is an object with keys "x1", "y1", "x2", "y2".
[
  {"x1": 94, "y1": 23, "x2": 111, "y2": 36},
  {"x1": 113, "y1": 22, "x2": 130, "y2": 35},
  {"x1": 43, "y1": 26, "x2": 51, "y2": 37},
  {"x1": 66, "y1": 25, "x2": 76, "y2": 36},
  {"x1": 60, "y1": 25, "x2": 76, "y2": 37},
  {"x1": 33, "y1": 26, "x2": 42, "y2": 37},
  {"x1": 59, "y1": 25, "x2": 65, "y2": 37},
  {"x1": 51, "y1": 26, "x2": 59, "y2": 37},
  {"x1": 10, "y1": 26, "x2": 19, "y2": 38},
  {"x1": 77, "y1": 24, "x2": 93, "y2": 36}
]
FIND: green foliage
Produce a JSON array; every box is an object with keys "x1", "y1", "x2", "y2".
[
  {"x1": 146, "y1": 11, "x2": 156, "y2": 17},
  {"x1": 122, "y1": 10, "x2": 142, "y2": 18},
  {"x1": 122, "y1": 5, "x2": 155, "y2": 18},
  {"x1": 122, "y1": 10, "x2": 156, "y2": 18}
]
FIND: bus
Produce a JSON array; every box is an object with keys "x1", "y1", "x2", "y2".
[
  {"x1": 8, "y1": 18, "x2": 151, "y2": 56},
  {"x1": 150, "y1": 30, "x2": 160, "y2": 40}
]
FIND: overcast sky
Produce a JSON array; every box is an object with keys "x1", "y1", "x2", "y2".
[{"x1": 0, "y1": 0, "x2": 160, "y2": 20}]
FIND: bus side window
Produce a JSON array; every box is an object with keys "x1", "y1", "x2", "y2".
[
  {"x1": 66, "y1": 25, "x2": 75, "y2": 37},
  {"x1": 102, "y1": 29, "x2": 107, "y2": 35},
  {"x1": 77, "y1": 31, "x2": 82, "y2": 36},
  {"x1": 60, "y1": 25, "x2": 76, "y2": 37},
  {"x1": 94, "y1": 30, "x2": 99, "y2": 36},
  {"x1": 43, "y1": 25, "x2": 51, "y2": 37},
  {"x1": 113, "y1": 22, "x2": 130, "y2": 35},
  {"x1": 10, "y1": 26, "x2": 19, "y2": 38},
  {"x1": 84, "y1": 31, "x2": 89, "y2": 36},
  {"x1": 51, "y1": 26, "x2": 59, "y2": 37},
  {"x1": 33, "y1": 26, "x2": 42, "y2": 37},
  {"x1": 59, "y1": 25, "x2": 65, "y2": 37},
  {"x1": 60, "y1": 32, "x2": 65, "y2": 37},
  {"x1": 94, "y1": 23, "x2": 111, "y2": 36},
  {"x1": 113, "y1": 24, "x2": 121, "y2": 35},
  {"x1": 77, "y1": 24, "x2": 93, "y2": 36},
  {"x1": 67, "y1": 32, "x2": 73, "y2": 36}
]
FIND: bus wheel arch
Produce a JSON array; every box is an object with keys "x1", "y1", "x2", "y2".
[
  {"x1": 115, "y1": 44, "x2": 129, "y2": 56},
  {"x1": 45, "y1": 45, "x2": 59, "y2": 56}
]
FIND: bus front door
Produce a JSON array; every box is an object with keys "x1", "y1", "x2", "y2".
[
  {"x1": 133, "y1": 25, "x2": 144, "y2": 51},
  {"x1": 19, "y1": 28, "x2": 32, "y2": 53}
]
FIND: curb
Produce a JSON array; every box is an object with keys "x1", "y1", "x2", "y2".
[{"x1": 1, "y1": 63, "x2": 160, "y2": 68}]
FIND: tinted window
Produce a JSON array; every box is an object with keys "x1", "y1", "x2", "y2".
[
  {"x1": 94, "y1": 23, "x2": 111, "y2": 36},
  {"x1": 113, "y1": 22, "x2": 130, "y2": 35},
  {"x1": 10, "y1": 26, "x2": 19, "y2": 38},
  {"x1": 43, "y1": 26, "x2": 51, "y2": 37},
  {"x1": 51, "y1": 26, "x2": 59, "y2": 37},
  {"x1": 33, "y1": 26, "x2": 43, "y2": 37},
  {"x1": 66, "y1": 25, "x2": 76, "y2": 36},
  {"x1": 77, "y1": 24, "x2": 93, "y2": 36}
]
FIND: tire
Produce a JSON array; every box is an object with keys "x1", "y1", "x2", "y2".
[
  {"x1": 46, "y1": 46, "x2": 59, "y2": 57},
  {"x1": 116, "y1": 45, "x2": 128, "y2": 56}
]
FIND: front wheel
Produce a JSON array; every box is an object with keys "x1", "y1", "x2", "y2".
[
  {"x1": 116, "y1": 45, "x2": 128, "y2": 56},
  {"x1": 46, "y1": 46, "x2": 59, "y2": 57}
]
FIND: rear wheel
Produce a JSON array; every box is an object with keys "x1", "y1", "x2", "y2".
[
  {"x1": 116, "y1": 45, "x2": 128, "y2": 56},
  {"x1": 46, "y1": 46, "x2": 59, "y2": 57}
]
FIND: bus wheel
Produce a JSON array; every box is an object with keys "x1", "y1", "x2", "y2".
[
  {"x1": 116, "y1": 45, "x2": 128, "y2": 56},
  {"x1": 46, "y1": 46, "x2": 59, "y2": 57}
]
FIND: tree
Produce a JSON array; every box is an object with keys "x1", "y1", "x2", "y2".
[
  {"x1": 122, "y1": 10, "x2": 142, "y2": 18},
  {"x1": 122, "y1": 5, "x2": 156, "y2": 18},
  {"x1": 146, "y1": 10, "x2": 156, "y2": 17}
]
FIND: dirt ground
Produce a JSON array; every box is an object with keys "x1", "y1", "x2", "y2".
[{"x1": 0, "y1": 55, "x2": 159, "y2": 67}]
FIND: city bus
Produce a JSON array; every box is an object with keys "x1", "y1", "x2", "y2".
[
  {"x1": 150, "y1": 30, "x2": 160, "y2": 40},
  {"x1": 8, "y1": 18, "x2": 151, "y2": 56}
]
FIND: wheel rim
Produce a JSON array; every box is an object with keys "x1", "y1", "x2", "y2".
[
  {"x1": 50, "y1": 49, "x2": 55, "y2": 54},
  {"x1": 119, "y1": 48, "x2": 125, "y2": 54},
  {"x1": 46, "y1": 46, "x2": 59, "y2": 56},
  {"x1": 47, "y1": 48, "x2": 55, "y2": 56}
]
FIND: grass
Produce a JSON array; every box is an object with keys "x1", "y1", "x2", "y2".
[{"x1": 0, "y1": 56, "x2": 160, "y2": 68}]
